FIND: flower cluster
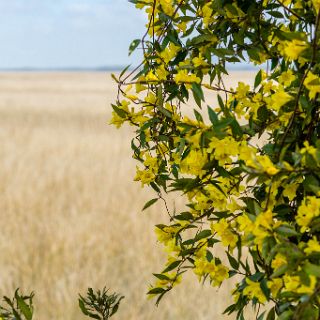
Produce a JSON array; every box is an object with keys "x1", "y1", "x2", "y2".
[{"x1": 112, "y1": 0, "x2": 320, "y2": 319}]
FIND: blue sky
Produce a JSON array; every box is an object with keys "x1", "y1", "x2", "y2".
[{"x1": 0, "y1": 0, "x2": 146, "y2": 69}]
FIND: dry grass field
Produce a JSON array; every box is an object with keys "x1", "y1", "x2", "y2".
[{"x1": 0, "y1": 71, "x2": 255, "y2": 319}]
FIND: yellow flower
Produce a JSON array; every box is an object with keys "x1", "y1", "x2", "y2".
[
  {"x1": 130, "y1": 109, "x2": 149, "y2": 125},
  {"x1": 235, "y1": 82, "x2": 250, "y2": 100},
  {"x1": 211, "y1": 218, "x2": 228, "y2": 234},
  {"x1": 176, "y1": 21, "x2": 187, "y2": 33},
  {"x1": 160, "y1": 43, "x2": 180, "y2": 63},
  {"x1": 154, "y1": 226, "x2": 173, "y2": 244},
  {"x1": 159, "y1": 0, "x2": 174, "y2": 16},
  {"x1": 279, "y1": 0, "x2": 291, "y2": 6},
  {"x1": 211, "y1": 219, "x2": 238, "y2": 249},
  {"x1": 263, "y1": 81, "x2": 276, "y2": 94},
  {"x1": 255, "y1": 209, "x2": 273, "y2": 230},
  {"x1": 284, "y1": 275, "x2": 300, "y2": 292},
  {"x1": 270, "y1": 88, "x2": 293, "y2": 112},
  {"x1": 255, "y1": 155, "x2": 280, "y2": 176},
  {"x1": 304, "y1": 72, "x2": 320, "y2": 99},
  {"x1": 194, "y1": 257, "x2": 208, "y2": 278},
  {"x1": 267, "y1": 278, "x2": 283, "y2": 297},
  {"x1": 207, "y1": 136, "x2": 239, "y2": 166},
  {"x1": 194, "y1": 193, "x2": 211, "y2": 211},
  {"x1": 296, "y1": 196, "x2": 320, "y2": 231},
  {"x1": 211, "y1": 264, "x2": 229, "y2": 286},
  {"x1": 278, "y1": 70, "x2": 295, "y2": 86},
  {"x1": 239, "y1": 142, "x2": 256, "y2": 164},
  {"x1": 271, "y1": 253, "x2": 287, "y2": 270},
  {"x1": 134, "y1": 167, "x2": 156, "y2": 186},
  {"x1": 174, "y1": 69, "x2": 201, "y2": 84},
  {"x1": 180, "y1": 149, "x2": 207, "y2": 176},
  {"x1": 192, "y1": 54, "x2": 208, "y2": 68},
  {"x1": 282, "y1": 183, "x2": 299, "y2": 201},
  {"x1": 305, "y1": 237, "x2": 320, "y2": 254},
  {"x1": 284, "y1": 274, "x2": 317, "y2": 294},
  {"x1": 144, "y1": 92, "x2": 157, "y2": 105},
  {"x1": 144, "y1": 154, "x2": 159, "y2": 173},
  {"x1": 282, "y1": 39, "x2": 308, "y2": 60},
  {"x1": 312, "y1": 0, "x2": 320, "y2": 13},
  {"x1": 164, "y1": 238, "x2": 180, "y2": 255},
  {"x1": 205, "y1": 184, "x2": 228, "y2": 211},
  {"x1": 110, "y1": 100, "x2": 130, "y2": 128},
  {"x1": 146, "y1": 70, "x2": 159, "y2": 82},
  {"x1": 236, "y1": 214, "x2": 255, "y2": 234},
  {"x1": 135, "y1": 82, "x2": 147, "y2": 93},
  {"x1": 155, "y1": 64, "x2": 169, "y2": 81},
  {"x1": 186, "y1": 131, "x2": 202, "y2": 149},
  {"x1": 193, "y1": 256, "x2": 229, "y2": 286},
  {"x1": 243, "y1": 279, "x2": 267, "y2": 303},
  {"x1": 296, "y1": 203, "x2": 314, "y2": 231},
  {"x1": 297, "y1": 275, "x2": 316, "y2": 294},
  {"x1": 201, "y1": 3, "x2": 214, "y2": 27}
]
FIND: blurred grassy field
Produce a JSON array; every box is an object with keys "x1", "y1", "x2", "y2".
[{"x1": 0, "y1": 71, "x2": 255, "y2": 319}]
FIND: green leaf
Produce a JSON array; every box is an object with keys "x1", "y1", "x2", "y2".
[
  {"x1": 224, "y1": 4, "x2": 238, "y2": 16},
  {"x1": 189, "y1": 34, "x2": 218, "y2": 45},
  {"x1": 111, "y1": 104, "x2": 127, "y2": 118},
  {"x1": 278, "y1": 310, "x2": 293, "y2": 320},
  {"x1": 226, "y1": 251, "x2": 239, "y2": 269},
  {"x1": 303, "y1": 262, "x2": 320, "y2": 277},
  {"x1": 268, "y1": 10, "x2": 284, "y2": 18},
  {"x1": 142, "y1": 198, "x2": 159, "y2": 211},
  {"x1": 223, "y1": 303, "x2": 237, "y2": 315},
  {"x1": 303, "y1": 175, "x2": 320, "y2": 194},
  {"x1": 14, "y1": 290, "x2": 33, "y2": 320},
  {"x1": 271, "y1": 264, "x2": 288, "y2": 279},
  {"x1": 254, "y1": 70, "x2": 262, "y2": 89},
  {"x1": 241, "y1": 197, "x2": 262, "y2": 215},
  {"x1": 174, "y1": 212, "x2": 194, "y2": 221},
  {"x1": 193, "y1": 109, "x2": 203, "y2": 122},
  {"x1": 119, "y1": 64, "x2": 131, "y2": 78},
  {"x1": 162, "y1": 260, "x2": 182, "y2": 273},
  {"x1": 257, "y1": 311, "x2": 266, "y2": 320},
  {"x1": 247, "y1": 48, "x2": 261, "y2": 61},
  {"x1": 230, "y1": 118, "x2": 243, "y2": 137},
  {"x1": 16, "y1": 298, "x2": 32, "y2": 320},
  {"x1": 266, "y1": 307, "x2": 276, "y2": 320},
  {"x1": 192, "y1": 83, "x2": 204, "y2": 108},
  {"x1": 157, "y1": 105, "x2": 173, "y2": 118},
  {"x1": 79, "y1": 299, "x2": 90, "y2": 316},
  {"x1": 217, "y1": 94, "x2": 225, "y2": 110},
  {"x1": 208, "y1": 106, "x2": 219, "y2": 124},
  {"x1": 300, "y1": 306, "x2": 319, "y2": 320},
  {"x1": 274, "y1": 225, "x2": 299, "y2": 237},
  {"x1": 194, "y1": 229, "x2": 212, "y2": 242},
  {"x1": 147, "y1": 287, "x2": 166, "y2": 295},
  {"x1": 128, "y1": 39, "x2": 141, "y2": 55},
  {"x1": 153, "y1": 273, "x2": 171, "y2": 281},
  {"x1": 260, "y1": 278, "x2": 270, "y2": 300}
]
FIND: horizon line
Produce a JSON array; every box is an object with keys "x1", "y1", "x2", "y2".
[{"x1": 0, "y1": 64, "x2": 259, "y2": 72}]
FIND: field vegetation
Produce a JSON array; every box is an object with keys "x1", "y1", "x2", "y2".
[{"x1": 0, "y1": 71, "x2": 254, "y2": 319}]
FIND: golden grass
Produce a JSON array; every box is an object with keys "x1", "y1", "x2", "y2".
[{"x1": 0, "y1": 71, "x2": 255, "y2": 319}]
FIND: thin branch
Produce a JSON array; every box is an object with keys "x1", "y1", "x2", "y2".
[{"x1": 275, "y1": 0, "x2": 305, "y2": 22}]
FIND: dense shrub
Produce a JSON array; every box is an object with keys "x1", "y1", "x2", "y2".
[{"x1": 112, "y1": 0, "x2": 320, "y2": 318}]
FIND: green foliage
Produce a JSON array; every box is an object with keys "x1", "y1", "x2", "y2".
[
  {"x1": 0, "y1": 288, "x2": 124, "y2": 320},
  {"x1": 0, "y1": 289, "x2": 34, "y2": 320},
  {"x1": 79, "y1": 288, "x2": 124, "y2": 320},
  {"x1": 112, "y1": 0, "x2": 320, "y2": 318}
]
